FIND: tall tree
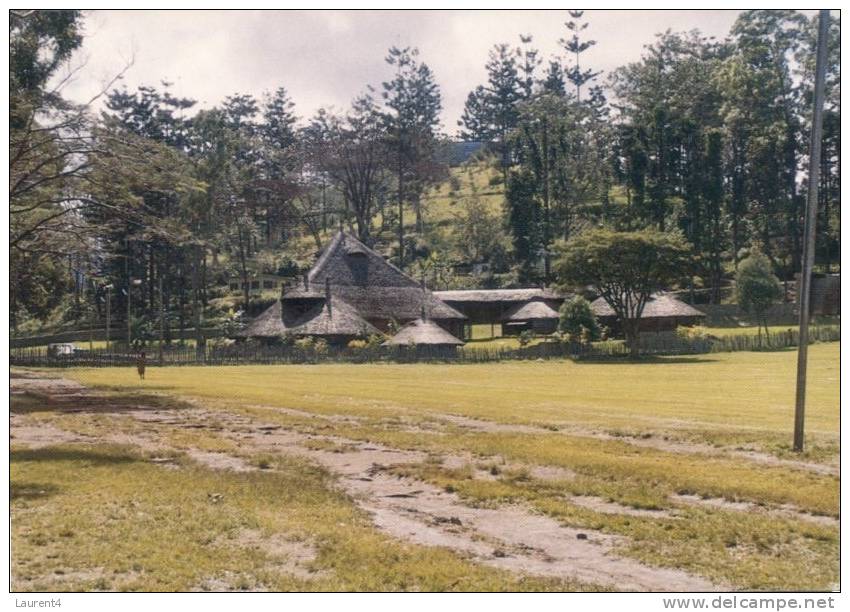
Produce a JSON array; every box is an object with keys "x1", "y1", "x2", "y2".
[
  {"x1": 505, "y1": 169, "x2": 542, "y2": 284},
  {"x1": 303, "y1": 96, "x2": 389, "y2": 244},
  {"x1": 560, "y1": 10, "x2": 600, "y2": 102},
  {"x1": 382, "y1": 46, "x2": 443, "y2": 266},
  {"x1": 459, "y1": 43, "x2": 523, "y2": 184}
]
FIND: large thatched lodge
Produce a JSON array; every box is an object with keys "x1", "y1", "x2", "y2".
[
  {"x1": 237, "y1": 231, "x2": 705, "y2": 346},
  {"x1": 237, "y1": 231, "x2": 467, "y2": 345}
]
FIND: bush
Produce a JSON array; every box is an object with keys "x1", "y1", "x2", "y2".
[
  {"x1": 365, "y1": 334, "x2": 385, "y2": 350},
  {"x1": 313, "y1": 338, "x2": 329, "y2": 356},
  {"x1": 558, "y1": 296, "x2": 601, "y2": 342},
  {"x1": 676, "y1": 325, "x2": 712, "y2": 342},
  {"x1": 736, "y1": 251, "x2": 782, "y2": 335},
  {"x1": 294, "y1": 337, "x2": 314, "y2": 351},
  {"x1": 518, "y1": 330, "x2": 535, "y2": 347}
]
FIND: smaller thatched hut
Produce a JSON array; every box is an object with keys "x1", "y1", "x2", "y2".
[
  {"x1": 591, "y1": 293, "x2": 706, "y2": 335},
  {"x1": 383, "y1": 318, "x2": 465, "y2": 348},
  {"x1": 501, "y1": 299, "x2": 560, "y2": 335}
]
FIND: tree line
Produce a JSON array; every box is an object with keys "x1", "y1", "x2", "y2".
[{"x1": 9, "y1": 9, "x2": 840, "y2": 345}]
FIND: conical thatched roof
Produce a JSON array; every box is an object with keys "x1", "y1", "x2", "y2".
[
  {"x1": 286, "y1": 297, "x2": 381, "y2": 337},
  {"x1": 236, "y1": 295, "x2": 380, "y2": 339},
  {"x1": 590, "y1": 293, "x2": 706, "y2": 319},
  {"x1": 502, "y1": 299, "x2": 560, "y2": 322},
  {"x1": 235, "y1": 300, "x2": 286, "y2": 337},
  {"x1": 286, "y1": 232, "x2": 465, "y2": 322},
  {"x1": 383, "y1": 319, "x2": 465, "y2": 346}
]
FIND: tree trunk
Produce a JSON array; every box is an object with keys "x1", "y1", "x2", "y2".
[
  {"x1": 192, "y1": 244, "x2": 205, "y2": 354},
  {"x1": 542, "y1": 118, "x2": 551, "y2": 282},
  {"x1": 398, "y1": 164, "x2": 404, "y2": 268},
  {"x1": 625, "y1": 320, "x2": 640, "y2": 358},
  {"x1": 238, "y1": 226, "x2": 250, "y2": 312},
  {"x1": 414, "y1": 192, "x2": 423, "y2": 234}
]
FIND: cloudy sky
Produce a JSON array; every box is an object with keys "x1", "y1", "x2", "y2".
[{"x1": 63, "y1": 10, "x2": 750, "y2": 134}]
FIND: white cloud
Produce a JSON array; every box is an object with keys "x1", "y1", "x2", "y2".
[{"x1": 60, "y1": 9, "x2": 760, "y2": 134}]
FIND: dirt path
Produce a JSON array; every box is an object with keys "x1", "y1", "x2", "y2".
[{"x1": 11, "y1": 373, "x2": 726, "y2": 591}]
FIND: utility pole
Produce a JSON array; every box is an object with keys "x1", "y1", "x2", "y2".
[{"x1": 793, "y1": 9, "x2": 829, "y2": 453}]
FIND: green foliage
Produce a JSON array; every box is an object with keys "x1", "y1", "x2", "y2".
[
  {"x1": 9, "y1": 10, "x2": 82, "y2": 102},
  {"x1": 558, "y1": 296, "x2": 601, "y2": 342},
  {"x1": 451, "y1": 192, "x2": 509, "y2": 265},
  {"x1": 313, "y1": 338, "x2": 329, "y2": 356},
  {"x1": 735, "y1": 252, "x2": 782, "y2": 325},
  {"x1": 676, "y1": 325, "x2": 712, "y2": 342},
  {"x1": 505, "y1": 169, "x2": 542, "y2": 283},
  {"x1": 293, "y1": 337, "x2": 313, "y2": 351},
  {"x1": 554, "y1": 228, "x2": 692, "y2": 355},
  {"x1": 518, "y1": 330, "x2": 535, "y2": 347}
]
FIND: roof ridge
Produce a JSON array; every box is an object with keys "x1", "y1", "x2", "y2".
[{"x1": 307, "y1": 230, "x2": 345, "y2": 283}]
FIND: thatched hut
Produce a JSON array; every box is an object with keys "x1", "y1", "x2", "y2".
[
  {"x1": 383, "y1": 318, "x2": 465, "y2": 349},
  {"x1": 590, "y1": 294, "x2": 706, "y2": 335},
  {"x1": 501, "y1": 299, "x2": 560, "y2": 335}
]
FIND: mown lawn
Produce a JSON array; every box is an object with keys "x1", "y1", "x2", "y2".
[{"x1": 69, "y1": 343, "x2": 839, "y2": 437}]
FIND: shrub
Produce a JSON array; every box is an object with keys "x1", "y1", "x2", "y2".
[
  {"x1": 518, "y1": 330, "x2": 535, "y2": 347},
  {"x1": 558, "y1": 296, "x2": 601, "y2": 342},
  {"x1": 313, "y1": 338, "x2": 329, "y2": 356},
  {"x1": 294, "y1": 337, "x2": 314, "y2": 351},
  {"x1": 736, "y1": 251, "x2": 783, "y2": 340},
  {"x1": 366, "y1": 334, "x2": 385, "y2": 350},
  {"x1": 676, "y1": 325, "x2": 711, "y2": 342}
]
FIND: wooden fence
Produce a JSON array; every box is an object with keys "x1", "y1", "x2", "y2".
[{"x1": 9, "y1": 325, "x2": 839, "y2": 368}]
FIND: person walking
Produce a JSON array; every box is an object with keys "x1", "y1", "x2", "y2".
[{"x1": 137, "y1": 351, "x2": 146, "y2": 381}]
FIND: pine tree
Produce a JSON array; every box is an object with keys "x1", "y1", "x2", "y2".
[{"x1": 560, "y1": 10, "x2": 600, "y2": 102}]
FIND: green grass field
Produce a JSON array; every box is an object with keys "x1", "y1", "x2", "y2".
[{"x1": 12, "y1": 343, "x2": 839, "y2": 590}]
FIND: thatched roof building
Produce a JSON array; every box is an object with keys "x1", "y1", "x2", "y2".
[
  {"x1": 285, "y1": 232, "x2": 465, "y2": 334},
  {"x1": 435, "y1": 288, "x2": 568, "y2": 336},
  {"x1": 591, "y1": 293, "x2": 706, "y2": 334},
  {"x1": 237, "y1": 231, "x2": 466, "y2": 342},
  {"x1": 383, "y1": 318, "x2": 465, "y2": 347},
  {"x1": 501, "y1": 299, "x2": 560, "y2": 335}
]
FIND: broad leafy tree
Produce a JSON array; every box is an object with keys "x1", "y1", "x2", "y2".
[{"x1": 554, "y1": 229, "x2": 692, "y2": 355}]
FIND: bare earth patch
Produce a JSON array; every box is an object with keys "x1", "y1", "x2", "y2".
[
  {"x1": 185, "y1": 450, "x2": 255, "y2": 472},
  {"x1": 10, "y1": 416, "x2": 94, "y2": 448},
  {"x1": 214, "y1": 528, "x2": 323, "y2": 581}
]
